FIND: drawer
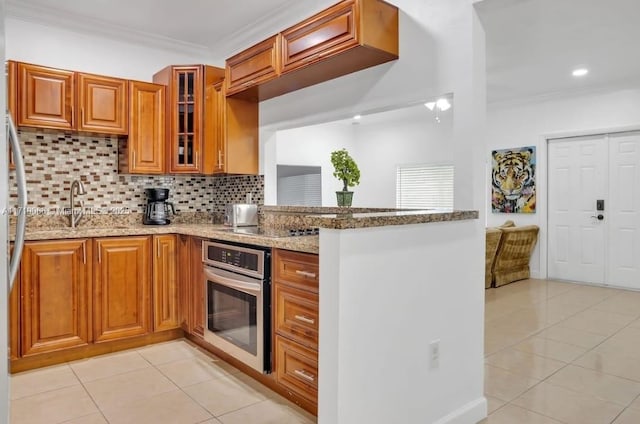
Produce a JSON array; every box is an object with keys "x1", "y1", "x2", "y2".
[
  {"x1": 225, "y1": 35, "x2": 279, "y2": 96},
  {"x1": 273, "y1": 249, "x2": 319, "y2": 293},
  {"x1": 275, "y1": 284, "x2": 318, "y2": 349},
  {"x1": 275, "y1": 335, "x2": 318, "y2": 404}
]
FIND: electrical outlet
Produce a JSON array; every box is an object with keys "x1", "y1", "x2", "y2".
[{"x1": 430, "y1": 339, "x2": 440, "y2": 369}]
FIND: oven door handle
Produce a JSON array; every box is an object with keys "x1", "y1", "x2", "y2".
[{"x1": 204, "y1": 267, "x2": 261, "y2": 295}]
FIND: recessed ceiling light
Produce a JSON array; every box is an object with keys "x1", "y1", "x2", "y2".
[
  {"x1": 353, "y1": 114, "x2": 361, "y2": 120},
  {"x1": 424, "y1": 102, "x2": 436, "y2": 111},
  {"x1": 572, "y1": 68, "x2": 589, "y2": 77},
  {"x1": 436, "y1": 98, "x2": 451, "y2": 111}
]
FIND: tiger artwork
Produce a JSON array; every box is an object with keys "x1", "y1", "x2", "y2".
[{"x1": 491, "y1": 147, "x2": 536, "y2": 213}]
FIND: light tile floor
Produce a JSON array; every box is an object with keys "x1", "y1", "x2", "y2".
[
  {"x1": 483, "y1": 278, "x2": 640, "y2": 424},
  {"x1": 13, "y1": 278, "x2": 640, "y2": 424},
  {"x1": 10, "y1": 339, "x2": 317, "y2": 424}
]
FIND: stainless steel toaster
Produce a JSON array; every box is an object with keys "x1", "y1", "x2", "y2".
[{"x1": 224, "y1": 204, "x2": 258, "y2": 227}]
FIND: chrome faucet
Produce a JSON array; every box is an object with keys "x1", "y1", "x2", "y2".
[{"x1": 69, "y1": 180, "x2": 87, "y2": 228}]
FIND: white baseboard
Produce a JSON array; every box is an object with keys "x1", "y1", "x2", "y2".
[{"x1": 432, "y1": 397, "x2": 487, "y2": 424}]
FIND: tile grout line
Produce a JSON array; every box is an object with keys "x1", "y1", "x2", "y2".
[
  {"x1": 485, "y1": 279, "x2": 640, "y2": 423},
  {"x1": 66, "y1": 362, "x2": 111, "y2": 424}
]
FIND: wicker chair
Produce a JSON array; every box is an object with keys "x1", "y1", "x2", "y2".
[
  {"x1": 485, "y1": 228, "x2": 503, "y2": 288},
  {"x1": 492, "y1": 225, "x2": 539, "y2": 287}
]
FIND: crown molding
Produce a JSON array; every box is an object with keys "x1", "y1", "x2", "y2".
[
  {"x1": 488, "y1": 79, "x2": 640, "y2": 110},
  {"x1": 209, "y1": 0, "x2": 330, "y2": 61},
  {"x1": 6, "y1": 0, "x2": 213, "y2": 58}
]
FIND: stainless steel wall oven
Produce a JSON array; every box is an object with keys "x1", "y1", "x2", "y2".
[{"x1": 202, "y1": 240, "x2": 271, "y2": 373}]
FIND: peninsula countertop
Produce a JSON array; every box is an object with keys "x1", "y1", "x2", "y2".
[
  {"x1": 11, "y1": 207, "x2": 479, "y2": 254},
  {"x1": 14, "y1": 223, "x2": 320, "y2": 254}
]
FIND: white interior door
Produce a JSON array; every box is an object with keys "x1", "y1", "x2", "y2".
[
  {"x1": 548, "y1": 131, "x2": 640, "y2": 288},
  {"x1": 608, "y1": 132, "x2": 640, "y2": 288},
  {"x1": 548, "y1": 135, "x2": 607, "y2": 284}
]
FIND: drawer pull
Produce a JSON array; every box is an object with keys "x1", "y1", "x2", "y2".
[
  {"x1": 294, "y1": 315, "x2": 315, "y2": 325},
  {"x1": 295, "y1": 270, "x2": 317, "y2": 279},
  {"x1": 242, "y1": 79, "x2": 256, "y2": 87},
  {"x1": 294, "y1": 369, "x2": 315, "y2": 382}
]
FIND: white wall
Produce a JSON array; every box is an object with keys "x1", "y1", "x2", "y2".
[
  {"x1": 353, "y1": 112, "x2": 453, "y2": 207},
  {"x1": 320, "y1": 220, "x2": 486, "y2": 424},
  {"x1": 487, "y1": 87, "x2": 640, "y2": 278},
  {"x1": 259, "y1": 0, "x2": 488, "y2": 422},
  {"x1": 267, "y1": 121, "x2": 356, "y2": 206},
  {"x1": 265, "y1": 108, "x2": 454, "y2": 208},
  {"x1": 6, "y1": 18, "x2": 213, "y2": 81}
]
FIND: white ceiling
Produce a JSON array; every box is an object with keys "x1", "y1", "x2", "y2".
[
  {"x1": 476, "y1": 0, "x2": 640, "y2": 103},
  {"x1": 7, "y1": 0, "x2": 640, "y2": 104}
]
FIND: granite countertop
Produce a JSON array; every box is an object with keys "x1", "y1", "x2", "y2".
[
  {"x1": 15, "y1": 224, "x2": 319, "y2": 254},
  {"x1": 10, "y1": 207, "x2": 478, "y2": 254},
  {"x1": 261, "y1": 206, "x2": 479, "y2": 230}
]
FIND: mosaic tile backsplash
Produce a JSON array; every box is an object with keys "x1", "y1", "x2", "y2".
[{"x1": 8, "y1": 128, "x2": 264, "y2": 222}]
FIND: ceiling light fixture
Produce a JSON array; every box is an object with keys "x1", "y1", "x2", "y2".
[
  {"x1": 572, "y1": 68, "x2": 589, "y2": 77},
  {"x1": 353, "y1": 114, "x2": 361, "y2": 120},
  {"x1": 424, "y1": 98, "x2": 451, "y2": 112}
]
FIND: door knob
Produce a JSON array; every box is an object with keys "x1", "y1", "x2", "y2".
[{"x1": 591, "y1": 214, "x2": 604, "y2": 220}]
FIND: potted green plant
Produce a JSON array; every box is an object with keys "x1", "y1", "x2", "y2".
[{"x1": 331, "y1": 148, "x2": 360, "y2": 207}]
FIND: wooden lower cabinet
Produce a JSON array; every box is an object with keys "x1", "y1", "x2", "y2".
[
  {"x1": 190, "y1": 237, "x2": 205, "y2": 338},
  {"x1": 275, "y1": 336, "x2": 318, "y2": 403},
  {"x1": 273, "y1": 249, "x2": 319, "y2": 408},
  {"x1": 93, "y1": 236, "x2": 151, "y2": 342},
  {"x1": 177, "y1": 235, "x2": 205, "y2": 337},
  {"x1": 177, "y1": 234, "x2": 191, "y2": 332},
  {"x1": 10, "y1": 245, "x2": 20, "y2": 360},
  {"x1": 20, "y1": 239, "x2": 92, "y2": 356},
  {"x1": 153, "y1": 235, "x2": 179, "y2": 331}
]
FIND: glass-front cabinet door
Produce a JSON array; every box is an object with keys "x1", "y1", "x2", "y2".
[{"x1": 170, "y1": 66, "x2": 201, "y2": 173}]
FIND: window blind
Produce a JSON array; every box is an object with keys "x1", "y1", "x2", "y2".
[
  {"x1": 277, "y1": 173, "x2": 322, "y2": 206},
  {"x1": 396, "y1": 164, "x2": 454, "y2": 209}
]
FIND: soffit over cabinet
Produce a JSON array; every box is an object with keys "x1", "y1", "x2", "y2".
[{"x1": 225, "y1": 0, "x2": 399, "y2": 101}]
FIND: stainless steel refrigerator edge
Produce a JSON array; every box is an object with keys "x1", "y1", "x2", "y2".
[{"x1": 0, "y1": 0, "x2": 9, "y2": 420}]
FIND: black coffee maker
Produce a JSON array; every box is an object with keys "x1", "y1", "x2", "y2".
[{"x1": 143, "y1": 188, "x2": 176, "y2": 225}]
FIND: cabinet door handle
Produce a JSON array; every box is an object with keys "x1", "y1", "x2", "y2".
[
  {"x1": 295, "y1": 270, "x2": 317, "y2": 279},
  {"x1": 98, "y1": 245, "x2": 102, "y2": 263},
  {"x1": 294, "y1": 315, "x2": 315, "y2": 325},
  {"x1": 82, "y1": 242, "x2": 86, "y2": 265},
  {"x1": 242, "y1": 80, "x2": 256, "y2": 87},
  {"x1": 132, "y1": 149, "x2": 136, "y2": 166},
  {"x1": 294, "y1": 369, "x2": 315, "y2": 382},
  {"x1": 81, "y1": 107, "x2": 84, "y2": 125},
  {"x1": 218, "y1": 150, "x2": 223, "y2": 168},
  {"x1": 157, "y1": 237, "x2": 161, "y2": 258},
  {"x1": 70, "y1": 105, "x2": 74, "y2": 128},
  {"x1": 195, "y1": 151, "x2": 199, "y2": 167}
]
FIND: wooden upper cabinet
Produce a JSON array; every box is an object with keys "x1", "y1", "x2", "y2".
[
  {"x1": 281, "y1": 0, "x2": 359, "y2": 73},
  {"x1": 225, "y1": 35, "x2": 280, "y2": 98},
  {"x1": 205, "y1": 81, "x2": 259, "y2": 175},
  {"x1": 153, "y1": 65, "x2": 224, "y2": 174},
  {"x1": 121, "y1": 81, "x2": 166, "y2": 174},
  {"x1": 20, "y1": 239, "x2": 92, "y2": 357},
  {"x1": 93, "y1": 236, "x2": 151, "y2": 342},
  {"x1": 152, "y1": 235, "x2": 179, "y2": 331},
  {"x1": 225, "y1": 0, "x2": 398, "y2": 101},
  {"x1": 77, "y1": 73, "x2": 128, "y2": 134},
  {"x1": 7, "y1": 60, "x2": 17, "y2": 170},
  {"x1": 18, "y1": 63, "x2": 75, "y2": 130}
]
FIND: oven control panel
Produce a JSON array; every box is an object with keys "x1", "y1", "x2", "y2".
[{"x1": 203, "y1": 241, "x2": 266, "y2": 279}]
